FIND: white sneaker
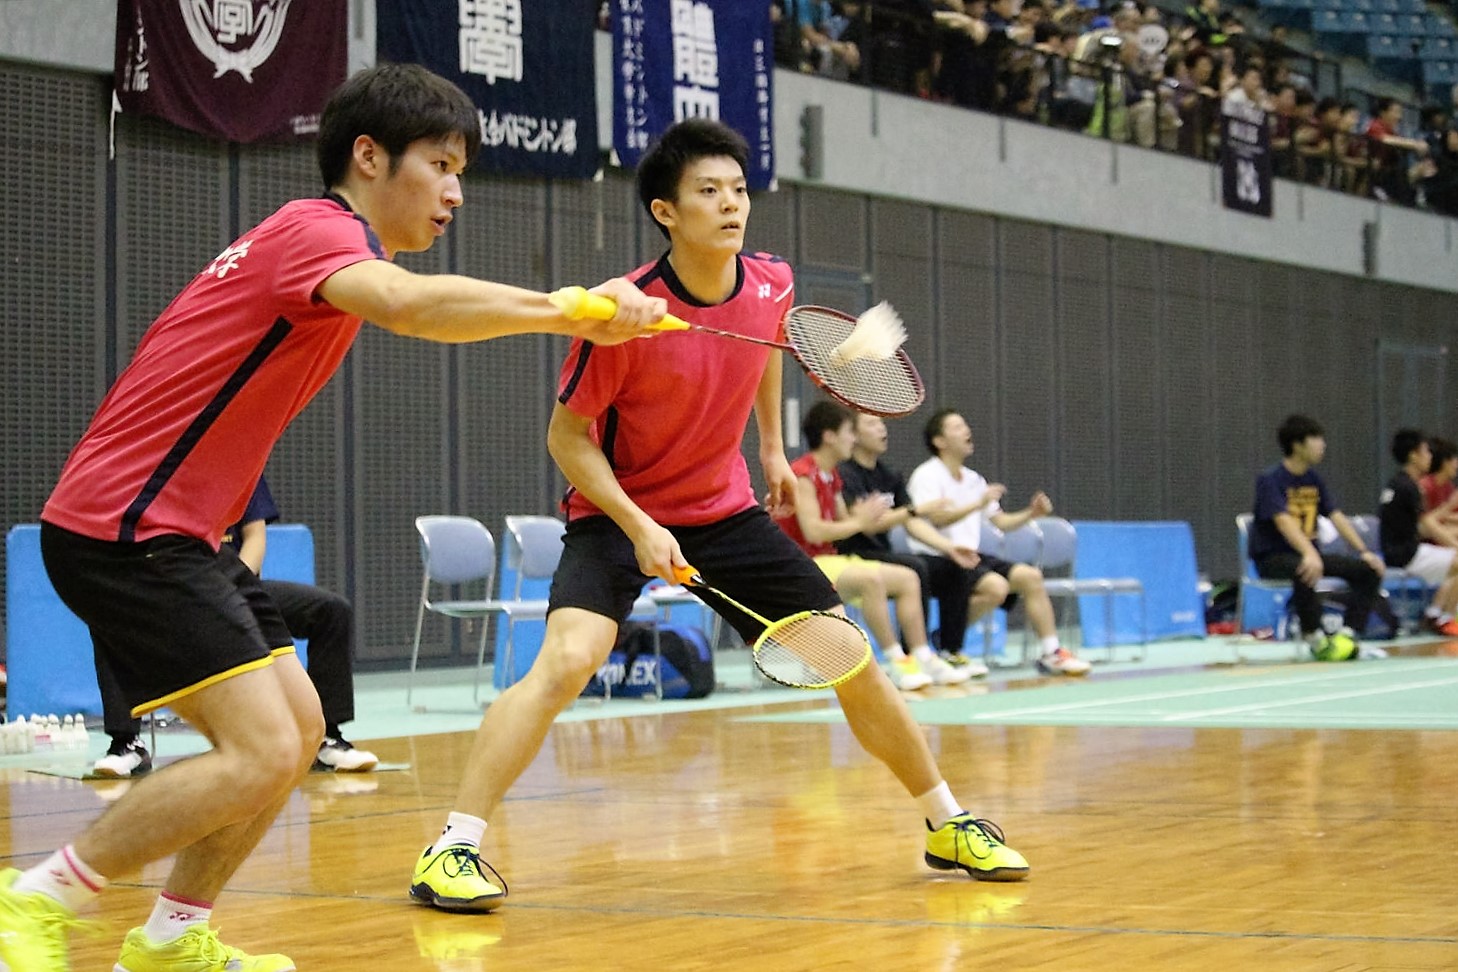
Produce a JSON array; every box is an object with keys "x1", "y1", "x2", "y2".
[
  {"x1": 1035, "y1": 647, "x2": 1091, "y2": 676},
  {"x1": 1357, "y1": 644, "x2": 1389, "y2": 660},
  {"x1": 316, "y1": 736, "x2": 379, "y2": 772},
  {"x1": 916, "y1": 652, "x2": 979, "y2": 684},
  {"x1": 92, "y1": 739, "x2": 151, "y2": 778},
  {"x1": 889, "y1": 656, "x2": 933, "y2": 691}
]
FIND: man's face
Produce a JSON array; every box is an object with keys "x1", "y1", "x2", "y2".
[
  {"x1": 1242, "y1": 70, "x2": 1263, "y2": 99},
  {"x1": 827, "y1": 420, "x2": 857, "y2": 461},
  {"x1": 372, "y1": 134, "x2": 466, "y2": 255},
  {"x1": 1295, "y1": 434, "x2": 1326, "y2": 466},
  {"x1": 653, "y1": 155, "x2": 749, "y2": 256},
  {"x1": 1413, "y1": 440, "x2": 1433, "y2": 474},
  {"x1": 936, "y1": 414, "x2": 974, "y2": 460},
  {"x1": 853, "y1": 413, "x2": 888, "y2": 456},
  {"x1": 1441, "y1": 456, "x2": 1458, "y2": 482}
]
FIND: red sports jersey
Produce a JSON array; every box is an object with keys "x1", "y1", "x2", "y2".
[
  {"x1": 44, "y1": 194, "x2": 383, "y2": 546},
  {"x1": 774, "y1": 452, "x2": 840, "y2": 557},
  {"x1": 557, "y1": 252, "x2": 794, "y2": 526},
  {"x1": 1421, "y1": 474, "x2": 1455, "y2": 512}
]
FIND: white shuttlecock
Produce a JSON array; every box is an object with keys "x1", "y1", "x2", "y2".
[{"x1": 829, "y1": 302, "x2": 906, "y2": 366}]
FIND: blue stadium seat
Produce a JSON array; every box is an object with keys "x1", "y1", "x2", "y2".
[{"x1": 1419, "y1": 35, "x2": 1457, "y2": 58}]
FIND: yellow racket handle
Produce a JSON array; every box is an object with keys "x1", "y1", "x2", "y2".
[
  {"x1": 548, "y1": 286, "x2": 691, "y2": 331},
  {"x1": 670, "y1": 564, "x2": 773, "y2": 628}
]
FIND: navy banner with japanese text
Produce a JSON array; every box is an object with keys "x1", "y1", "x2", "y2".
[
  {"x1": 612, "y1": 0, "x2": 775, "y2": 189},
  {"x1": 377, "y1": 0, "x2": 600, "y2": 179},
  {"x1": 114, "y1": 0, "x2": 347, "y2": 143}
]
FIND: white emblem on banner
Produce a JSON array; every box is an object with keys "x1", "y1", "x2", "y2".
[
  {"x1": 178, "y1": 0, "x2": 292, "y2": 82},
  {"x1": 670, "y1": 0, "x2": 719, "y2": 120},
  {"x1": 459, "y1": 0, "x2": 524, "y2": 84}
]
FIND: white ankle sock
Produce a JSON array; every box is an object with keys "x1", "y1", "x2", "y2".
[
  {"x1": 14, "y1": 845, "x2": 106, "y2": 913},
  {"x1": 438, "y1": 811, "x2": 487, "y2": 850},
  {"x1": 1040, "y1": 635, "x2": 1061, "y2": 654},
  {"x1": 141, "y1": 891, "x2": 211, "y2": 944},
  {"x1": 885, "y1": 642, "x2": 906, "y2": 659},
  {"x1": 911, "y1": 645, "x2": 936, "y2": 662},
  {"x1": 915, "y1": 781, "x2": 963, "y2": 829}
]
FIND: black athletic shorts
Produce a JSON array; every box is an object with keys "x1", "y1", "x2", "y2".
[
  {"x1": 40, "y1": 521, "x2": 295, "y2": 717},
  {"x1": 967, "y1": 552, "x2": 1022, "y2": 610},
  {"x1": 548, "y1": 507, "x2": 841, "y2": 643}
]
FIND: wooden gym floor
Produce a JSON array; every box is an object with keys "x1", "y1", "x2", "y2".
[{"x1": 6, "y1": 644, "x2": 1458, "y2": 970}]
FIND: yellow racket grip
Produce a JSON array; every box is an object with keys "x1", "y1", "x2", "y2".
[{"x1": 548, "y1": 286, "x2": 691, "y2": 331}]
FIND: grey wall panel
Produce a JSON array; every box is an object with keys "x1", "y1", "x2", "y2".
[
  {"x1": 938, "y1": 210, "x2": 997, "y2": 269},
  {"x1": 0, "y1": 65, "x2": 106, "y2": 614},
  {"x1": 1161, "y1": 266, "x2": 1215, "y2": 568},
  {"x1": 1208, "y1": 293, "x2": 1258, "y2": 578},
  {"x1": 934, "y1": 255, "x2": 997, "y2": 473},
  {"x1": 114, "y1": 117, "x2": 230, "y2": 361},
  {"x1": 799, "y1": 186, "x2": 865, "y2": 272},
  {"x1": 238, "y1": 143, "x2": 318, "y2": 228},
  {"x1": 746, "y1": 184, "x2": 796, "y2": 261},
  {"x1": 553, "y1": 172, "x2": 637, "y2": 287},
  {"x1": 1054, "y1": 230, "x2": 1112, "y2": 516},
  {"x1": 997, "y1": 222, "x2": 1057, "y2": 496},
  {"x1": 1109, "y1": 280, "x2": 1164, "y2": 520},
  {"x1": 871, "y1": 200, "x2": 934, "y2": 424}
]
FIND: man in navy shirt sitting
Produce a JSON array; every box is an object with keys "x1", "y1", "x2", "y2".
[{"x1": 1249, "y1": 414, "x2": 1383, "y2": 654}]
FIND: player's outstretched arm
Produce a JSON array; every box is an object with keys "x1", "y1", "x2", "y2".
[
  {"x1": 318, "y1": 261, "x2": 665, "y2": 345},
  {"x1": 547, "y1": 402, "x2": 686, "y2": 581}
]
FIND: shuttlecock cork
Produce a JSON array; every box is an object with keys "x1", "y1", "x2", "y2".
[{"x1": 829, "y1": 302, "x2": 906, "y2": 367}]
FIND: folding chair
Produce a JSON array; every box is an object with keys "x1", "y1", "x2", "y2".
[
  {"x1": 407, "y1": 516, "x2": 502, "y2": 707},
  {"x1": 1350, "y1": 513, "x2": 1430, "y2": 632},
  {"x1": 1234, "y1": 513, "x2": 1346, "y2": 661},
  {"x1": 499, "y1": 515, "x2": 663, "y2": 700},
  {"x1": 1033, "y1": 517, "x2": 1147, "y2": 663}
]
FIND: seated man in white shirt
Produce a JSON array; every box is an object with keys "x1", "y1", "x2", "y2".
[{"x1": 906, "y1": 409, "x2": 1090, "y2": 676}]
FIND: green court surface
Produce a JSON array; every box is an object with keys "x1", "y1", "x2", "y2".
[{"x1": 742, "y1": 656, "x2": 1458, "y2": 731}]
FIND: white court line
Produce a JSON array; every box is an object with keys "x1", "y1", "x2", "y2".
[
  {"x1": 1162, "y1": 674, "x2": 1458, "y2": 721},
  {"x1": 988, "y1": 712, "x2": 1458, "y2": 726},
  {"x1": 967, "y1": 661, "x2": 1458, "y2": 720}
]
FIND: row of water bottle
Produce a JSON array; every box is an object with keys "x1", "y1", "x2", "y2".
[{"x1": 0, "y1": 714, "x2": 90, "y2": 754}]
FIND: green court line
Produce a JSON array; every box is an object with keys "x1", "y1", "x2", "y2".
[{"x1": 740, "y1": 658, "x2": 1458, "y2": 731}]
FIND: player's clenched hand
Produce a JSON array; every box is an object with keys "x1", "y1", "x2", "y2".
[
  {"x1": 632, "y1": 522, "x2": 687, "y2": 584},
  {"x1": 948, "y1": 545, "x2": 980, "y2": 569},
  {"x1": 761, "y1": 453, "x2": 797, "y2": 519},
  {"x1": 580, "y1": 277, "x2": 666, "y2": 346}
]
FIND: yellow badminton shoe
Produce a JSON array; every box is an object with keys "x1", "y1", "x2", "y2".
[
  {"x1": 113, "y1": 926, "x2": 294, "y2": 971},
  {"x1": 0, "y1": 867, "x2": 94, "y2": 971},
  {"x1": 410, "y1": 845, "x2": 507, "y2": 912},
  {"x1": 925, "y1": 814, "x2": 1030, "y2": 882}
]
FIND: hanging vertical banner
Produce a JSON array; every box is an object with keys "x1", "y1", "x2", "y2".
[
  {"x1": 114, "y1": 0, "x2": 347, "y2": 143},
  {"x1": 613, "y1": 0, "x2": 775, "y2": 189},
  {"x1": 377, "y1": 0, "x2": 599, "y2": 179},
  {"x1": 1221, "y1": 103, "x2": 1274, "y2": 218}
]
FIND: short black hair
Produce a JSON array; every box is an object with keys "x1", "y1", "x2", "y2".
[
  {"x1": 1431, "y1": 437, "x2": 1457, "y2": 470},
  {"x1": 317, "y1": 63, "x2": 481, "y2": 189},
  {"x1": 636, "y1": 119, "x2": 750, "y2": 240},
  {"x1": 802, "y1": 400, "x2": 854, "y2": 450},
  {"x1": 1277, "y1": 414, "x2": 1324, "y2": 456},
  {"x1": 923, "y1": 408, "x2": 961, "y2": 455},
  {"x1": 1392, "y1": 427, "x2": 1427, "y2": 466}
]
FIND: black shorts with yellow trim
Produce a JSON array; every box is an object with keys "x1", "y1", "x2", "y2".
[
  {"x1": 549, "y1": 507, "x2": 841, "y2": 644},
  {"x1": 40, "y1": 522, "x2": 294, "y2": 717}
]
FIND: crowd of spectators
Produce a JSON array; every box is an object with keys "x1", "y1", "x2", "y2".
[{"x1": 766, "y1": 0, "x2": 1458, "y2": 214}]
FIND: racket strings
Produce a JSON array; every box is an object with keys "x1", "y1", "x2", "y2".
[
  {"x1": 756, "y1": 613, "x2": 869, "y2": 687},
  {"x1": 784, "y1": 308, "x2": 924, "y2": 416}
]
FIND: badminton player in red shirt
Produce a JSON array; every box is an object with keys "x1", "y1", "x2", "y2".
[
  {"x1": 412, "y1": 119, "x2": 1029, "y2": 916},
  {"x1": 0, "y1": 64, "x2": 664, "y2": 972}
]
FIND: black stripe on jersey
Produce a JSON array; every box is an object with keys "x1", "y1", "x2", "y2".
[
  {"x1": 656, "y1": 253, "x2": 745, "y2": 306},
  {"x1": 558, "y1": 341, "x2": 595, "y2": 405},
  {"x1": 117, "y1": 317, "x2": 295, "y2": 543},
  {"x1": 323, "y1": 192, "x2": 385, "y2": 259},
  {"x1": 601, "y1": 407, "x2": 620, "y2": 469}
]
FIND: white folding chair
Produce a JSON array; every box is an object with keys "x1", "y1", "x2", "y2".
[
  {"x1": 499, "y1": 515, "x2": 663, "y2": 700},
  {"x1": 1033, "y1": 517, "x2": 1146, "y2": 663},
  {"x1": 407, "y1": 516, "x2": 503, "y2": 707}
]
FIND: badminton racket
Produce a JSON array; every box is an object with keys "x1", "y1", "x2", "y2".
[
  {"x1": 549, "y1": 286, "x2": 925, "y2": 417},
  {"x1": 669, "y1": 565, "x2": 872, "y2": 690}
]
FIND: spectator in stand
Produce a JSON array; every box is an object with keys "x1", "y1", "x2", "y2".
[
  {"x1": 1366, "y1": 97, "x2": 1431, "y2": 204},
  {"x1": 1182, "y1": 0, "x2": 1225, "y2": 47},
  {"x1": 1336, "y1": 101, "x2": 1370, "y2": 193},
  {"x1": 1419, "y1": 106, "x2": 1458, "y2": 215},
  {"x1": 1378, "y1": 429, "x2": 1458, "y2": 636},
  {"x1": 1420, "y1": 437, "x2": 1458, "y2": 527},
  {"x1": 1295, "y1": 96, "x2": 1340, "y2": 184},
  {"x1": 1172, "y1": 48, "x2": 1220, "y2": 157},
  {"x1": 1222, "y1": 62, "x2": 1266, "y2": 112},
  {"x1": 787, "y1": 0, "x2": 862, "y2": 81}
]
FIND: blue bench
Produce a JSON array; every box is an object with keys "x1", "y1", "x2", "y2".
[{"x1": 5, "y1": 524, "x2": 316, "y2": 718}]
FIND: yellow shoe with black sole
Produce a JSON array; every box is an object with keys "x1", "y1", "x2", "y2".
[
  {"x1": 925, "y1": 814, "x2": 1030, "y2": 882},
  {"x1": 410, "y1": 845, "x2": 507, "y2": 912}
]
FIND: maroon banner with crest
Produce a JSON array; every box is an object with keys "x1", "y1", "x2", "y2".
[{"x1": 115, "y1": 0, "x2": 347, "y2": 143}]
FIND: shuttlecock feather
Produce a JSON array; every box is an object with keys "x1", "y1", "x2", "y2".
[{"x1": 829, "y1": 302, "x2": 906, "y2": 366}]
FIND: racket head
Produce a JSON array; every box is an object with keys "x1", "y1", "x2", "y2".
[
  {"x1": 751, "y1": 609, "x2": 874, "y2": 689},
  {"x1": 781, "y1": 305, "x2": 926, "y2": 417}
]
